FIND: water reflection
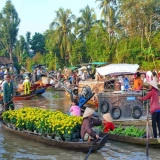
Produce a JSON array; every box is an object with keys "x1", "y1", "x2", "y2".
[{"x1": 0, "y1": 90, "x2": 160, "y2": 159}]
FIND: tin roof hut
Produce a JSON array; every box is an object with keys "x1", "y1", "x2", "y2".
[{"x1": 0, "y1": 56, "x2": 14, "y2": 69}]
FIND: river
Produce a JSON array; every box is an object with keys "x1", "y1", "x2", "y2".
[{"x1": 0, "y1": 90, "x2": 159, "y2": 160}]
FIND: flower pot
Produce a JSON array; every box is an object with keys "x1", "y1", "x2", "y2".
[
  {"x1": 7, "y1": 123, "x2": 11, "y2": 128},
  {"x1": 34, "y1": 130, "x2": 37, "y2": 134},
  {"x1": 13, "y1": 126, "x2": 16, "y2": 130},
  {"x1": 71, "y1": 133, "x2": 76, "y2": 140},
  {"x1": 47, "y1": 135, "x2": 52, "y2": 139},
  {"x1": 18, "y1": 128, "x2": 22, "y2": 132},
  {"x1": 55, "y1": 136, "x2": 60, "y2": 141},
  {"x1": 75, "y1": 132, "x2": 80, "y2": 138},
  {"x1": 64, "y1": 134, "x2": 72, "y2": 141}
]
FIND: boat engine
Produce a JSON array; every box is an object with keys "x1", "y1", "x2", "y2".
[
  {"x1": 79, "y1": 86, "x2": 94, "y2": 107},
  {"x1": 80, "y1": 86, "x2": 93, "y2": 99}
]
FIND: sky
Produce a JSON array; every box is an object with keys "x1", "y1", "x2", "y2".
[{"x1": 0, "y1": 0, "x2": 101, "y2": 37}]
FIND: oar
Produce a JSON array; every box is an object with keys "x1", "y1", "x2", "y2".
[
  {"x1": 146, "y1": 100, "x2": 149, "y2": 157},
  {"x1": 142, "y1": 88, "x2": 149, "y2": 157},
  {"x1": 84, "y1": 140, "x2": 96, "y2": 160},
  {"x1": 84, "y1": 137, "x2": 102, "y2": 160}
]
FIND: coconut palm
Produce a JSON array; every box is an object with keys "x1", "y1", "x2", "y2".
[
  {"x1": 75, "y1": 5, "x2": 97, "y2": 40},
  {"x1": 96, "y1": 0, "x2": 120, "y2": 41},
  {"x1": 50, "y1": 8, "x2": 76, "y2": 63}
]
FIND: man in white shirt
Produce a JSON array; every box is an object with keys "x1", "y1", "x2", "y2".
[
  {"x1": 78, "y1": 69, "x2": 83, "y2": 80},
  {"x1": 37, "y1": 68, "x2": 41, "y2": 80}
]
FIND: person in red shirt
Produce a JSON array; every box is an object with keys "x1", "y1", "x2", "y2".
[
  {"x1": 103, "y1": 113, "x2": 115, "y2": 133},
  {"x1": 138, "y1": 80, "x2": 160, "y2": 138}
]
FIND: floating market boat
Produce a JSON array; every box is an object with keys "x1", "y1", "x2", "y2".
[
  {"x1": 0, "y1": 120, "x2": 109, "y2": 152},
  {"x1": 106, "y1": 133, "x2": 160, "y2": 147},
  {"x1": 53, "y1": 87, "x2": 65, "y2": 91},
  {"x1": 12, "y1": 93, "x2": 36, "y2": 100},
  {"x1": 35, "y1": 87, "x2": 46, "y2": 95},
  {"x1": 0, "y1": 93, "x2": 36, "y2": 101}
]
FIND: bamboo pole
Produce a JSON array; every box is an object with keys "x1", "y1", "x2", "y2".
[{"x1": 146, "y1": 100, "x2": 149, "y2": 157}]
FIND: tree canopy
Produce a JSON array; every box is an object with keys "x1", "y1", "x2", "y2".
[{"x1": 0, "y1": 0, "x2": 160, "y2": 71}]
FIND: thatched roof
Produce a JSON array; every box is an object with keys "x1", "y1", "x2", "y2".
[{"x1": 0, "y1": 57, "x2": 14, "y2": 65}]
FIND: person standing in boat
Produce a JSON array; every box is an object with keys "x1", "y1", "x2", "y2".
[
  {"x1": 103, "y1": 113, "x2": 115, "y2": 133},
  {"x1": 138, "y1": 80, "x2": 160, "y2": 138},
  {"x1": 32, "y1": 68, "x2": 37, "y2": 82},
  {"x1": 133, "y1": 72, "x2": 143, "y2": 90},
  {"x1": 3, "y1": 74, "x2": 14, "y2": 111},
  {"x1": 69, "y1": 99, "x2": 81, "y2": 116},
  {"x1": 81, "y1": 108, "x2": 106, "y2": 141},
  {"x1": 23, "y1": 76, "x2": 31, "y2": 95},
  {"x1": 37, "y1": 68, "x2": 41, "y2": 81}
]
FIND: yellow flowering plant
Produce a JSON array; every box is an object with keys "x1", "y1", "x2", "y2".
[{"x1": 2, "y1": 107, "x2": 83, "y2": 140}]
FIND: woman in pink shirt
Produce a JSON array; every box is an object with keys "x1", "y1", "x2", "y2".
[
  {"x1": 69, "y1": 99, "x2": 81, "y2": 116},
  {"x1": 138, "y1": 80, "x2": 160, "y2": 138}
]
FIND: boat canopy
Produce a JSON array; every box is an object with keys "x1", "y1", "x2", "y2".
[
  {"x1": 67, "y1": 66, "x2": 78, "y2": 70},
  {"x1": 89, "y1": 62, "x2": 107, "y2": 65},
  {"x1": 96, "y1": 64, "x2": 139, "y2": 76}
]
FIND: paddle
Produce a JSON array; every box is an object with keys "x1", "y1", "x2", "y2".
[
  {"x1": 84, "y1": 137, "x2": 102, "y2": 160},
  {"x1": 84, "y1": 140, "x2": 96, "y2": 160},
  {"x1": 142, "y1": 88, "x2": 149, "y2": 157},
  {"x1": 146, "y1": 100, "x2": 149, "y2": 157}
]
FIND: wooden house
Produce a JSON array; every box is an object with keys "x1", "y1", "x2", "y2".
[{"x1": 0, "y1": 56, "x2": 14, "y2": 70}]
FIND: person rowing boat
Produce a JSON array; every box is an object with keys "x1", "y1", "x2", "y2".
[{"x1": 81, "y1": 107, "x2": 106, "y2": 141}]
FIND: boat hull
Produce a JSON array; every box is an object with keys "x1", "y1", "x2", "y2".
[
  {"x1": 102, "y1": 133, "x2": 160, "y2": 147},
  {"x1": 0, "y1": 93, "x2": 36, "y2": 101},
  {"x1": 0, "y1": 121, "x2": 108, "y2": 152},
  {"x1": 12, "y1": 93, "x2": 36, "y2": 100},
  {"x1": 35, "y1": 88, "x2": 46, "y2": 95}
]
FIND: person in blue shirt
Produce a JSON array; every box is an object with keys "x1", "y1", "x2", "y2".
[{"x1": 123, "y1": 75, "x2": 130, "y2": 91}]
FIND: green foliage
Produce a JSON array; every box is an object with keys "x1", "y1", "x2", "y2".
[
  {"x1": 30, "y1": 32, "x2": 45, "y2": 54},
  {"x1": 1, "y1": 1, "x2": 160, "y2": 70},
  {"x1": 110, "y1": 125, "x2": 146, "y2": 138},
  {"x1": 53, "y1": 93, "x2": 60, "y2": 98},
  {"x1": 25, "y1": 57, "x2": 34, "y2": 72},
  {"x1": 14, "y1": 62, "x2": 21, "y2": 74},
  {"x1": 70, "y1": 39, "x2": 87, "y2": 65},
  {"x1": 86, "y1": 26, "x2": 110, "y2": 62},
  {"x1": 0, "y1": 0, "x2": 20, "y2": 60}
]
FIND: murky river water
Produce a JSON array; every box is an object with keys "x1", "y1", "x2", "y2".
[{"x1": 0, "y1": 90, "x2": 160, "y2": 160}]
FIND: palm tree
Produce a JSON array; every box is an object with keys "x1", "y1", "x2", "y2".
[
  {"x1": 96, "y1": 0, "x2": 120, "y2": 41},
  {"x1": 75, "y1": 5, "x2": 96, "y2": 40},
  {"x1": 50, "y1": 8, "x2": 76, "y2": 63}
]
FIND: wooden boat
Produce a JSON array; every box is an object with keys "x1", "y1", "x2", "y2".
[
  {"x1": 0, "y1": 120, "x2": 109, "y2": 152},
  {"x1": 35, "y1": 87, "x2": 46, "y2": 95},
  {"x1": 12, "y1": 93, "x2": 36, "y2": 100},
  {"x1": 41, "y1": 84, "x2": 52, "y2": 88},
  {"x1": 104, "y1": 133, "x2": 160, "y2": 147},
  {"x1": 0, "y1": 93, "x2": 36, "y2": 101},
  {"x1": 53, "y1": 87, "x2": 65, "y2": 91}
]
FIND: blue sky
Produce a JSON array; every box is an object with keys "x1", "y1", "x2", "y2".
[{"x1": 0, "y1": 0, "x2": 101, "y2": 37}]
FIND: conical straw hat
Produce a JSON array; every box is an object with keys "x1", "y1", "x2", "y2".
[
  {"x1": 147, "y1": 80, "x2": 158, "y2": 90},
  {"x1": 83, "y1": 107, "x2": 95, "y2": 118},
  {"x1": 103, "y1": 113, "x2": 112, "y2": 122}
]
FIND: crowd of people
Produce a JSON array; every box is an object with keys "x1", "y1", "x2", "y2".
[
  {"x1": 0, "y1": 65, "x2": 160, "y2": 141},
  {"x1": 111, "y1": 70, "x2": 160, "y2": 92}
]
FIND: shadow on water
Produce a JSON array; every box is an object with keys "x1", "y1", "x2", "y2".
[{"x1": 0, "y1": 90, "x2": 160, "y2": 159}]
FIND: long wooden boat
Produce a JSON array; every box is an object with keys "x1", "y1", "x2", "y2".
[
  {"x1": 0, "y1": 120, "x2": 109, "y2": 152},
  {"x1": 105, "y1": 133, "x2": 160, "y2": 147},
  {"x1": 0, "y1": 93, "x2": 36, "y2": 101},
  {"x1": 12, "y1": 93, "x2": 36, "y2": 100},
  {"x1": 53, "y1": 87, "x2": 65, "y2": 91},
  {"x1": 35, "y1": 87, "x2": 46, "y2": 95}
]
